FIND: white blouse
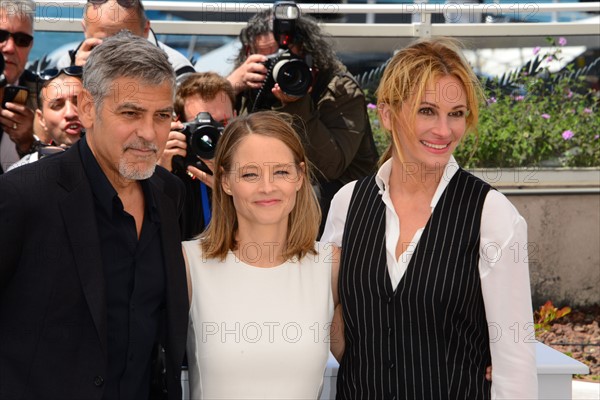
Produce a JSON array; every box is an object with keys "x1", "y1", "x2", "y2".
[
  {"x1": 321, "y1": 156, "x2": 538, "y2": 400},
  {"x1": 183, "y1": 241, "x2": 334, "y2": 399}
]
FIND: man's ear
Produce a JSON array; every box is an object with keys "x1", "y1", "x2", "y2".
[
  {"x1": 36, "y1": 109, "x2": 48, "y2": 132},
  {"x1": 142, "y1": 20, "x2": 151, "y2": 38},
  {"x1": 78, "y1": 88, "x2": 96, "y2": 130}
]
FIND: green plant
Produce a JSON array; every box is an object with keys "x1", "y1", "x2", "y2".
[
  {"x1": 458, "y1": 37, "x2": 599, "y2": 168},
  {"x1": 534, "y1": 300, "x2": 571, "y2": 335},
  {"x1": 365, "y1": 37, "x2": 600, "y2": 168}
]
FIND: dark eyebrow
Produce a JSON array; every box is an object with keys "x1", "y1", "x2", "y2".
[
  {"x1": 115, "y1": 103, "x2": 174, "y2": 114},
  {"x1": 156, "y1": 106, "x2": 175, "y2": 114},
  {"x1": 115, "y1": 103, "x2": 146, "y2": 113}
]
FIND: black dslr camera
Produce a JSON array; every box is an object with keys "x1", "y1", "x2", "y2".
[
  {"x1": 175, "y1": 111, "x2": 224, "y2": 174},
  {"x1": 252, "y1": 1, "x2": 312, "y2": 111}
]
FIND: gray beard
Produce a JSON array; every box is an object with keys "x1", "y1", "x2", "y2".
[{"x1": 119, "y1": 160, "x2": 156, "y2": 180}]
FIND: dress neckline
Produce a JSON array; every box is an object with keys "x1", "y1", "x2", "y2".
[{"x1": 227, "y1": 250, "x2": 296, "y2": 270}]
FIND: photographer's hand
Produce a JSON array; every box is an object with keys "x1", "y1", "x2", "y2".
[
  {"x1": 227, "y1": 54, "x2": 268, "y2": 94},
  {"x1": 158, "y1": 121, "x2": 186, "y2": 172},
  {"x1": 0, "y1": 102, "x2": 35, "y2": 156},
  {"x1": 75, "y1": 38, "x2": 104, "y2": 66},
  {"x1": 272, "y1": 83, "x2": 309, "y2": 106},
  {"x1": 187, "y1": 163, "x2": 214, "y2": 190}
]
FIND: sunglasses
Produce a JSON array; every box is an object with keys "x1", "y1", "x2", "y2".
[
  {"x1": 37, "y1": 66, "x2": 83, "y2": 82},
  {"x1": 87, "y1": 0, "x2": 139, "y2": 8},
  {"x1": 0, "y1": 29, "x2": 33, "y2": 48},
  {"x1": 36, "y1": 66, "x2": 83, "y2": 106}
]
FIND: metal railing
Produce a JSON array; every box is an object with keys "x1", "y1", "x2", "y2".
[{"x1": 32, "y1": 1, "x2": 600, "y2": 48}]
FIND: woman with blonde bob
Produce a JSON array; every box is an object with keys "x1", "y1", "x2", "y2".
[
  {"x1": 322, "y1": 37, "x2": 537, "y2": 399},
  {"x1": 183, "y1": 111, "x2": 343, "y2": 399}
]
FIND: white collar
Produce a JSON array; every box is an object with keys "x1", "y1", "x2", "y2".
[{"x1": 374, "y1": 156, "x2": 461, "y2": 209}]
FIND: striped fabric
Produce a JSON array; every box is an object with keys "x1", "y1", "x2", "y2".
[{"x1": 337, "y1": 168, "x2": 492, "y2": 400}]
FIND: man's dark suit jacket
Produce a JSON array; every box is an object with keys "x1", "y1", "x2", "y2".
[{"x1": 0, "y1": 144, "x2": 189, "y2": 399}]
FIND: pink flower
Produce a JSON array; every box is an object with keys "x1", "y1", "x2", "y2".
[
  {"x1": 514, "y1": 95, "x2": 525, "y2": 101},
  {"x1": 567, "y1": 91, "x2": 574, "y2": 98},
  {"x1": 583, "y1": 108, "x2": 592, "y2": 114},
  {"x1": 487, "y1": 97, "x2": 497, "y2": 105},
  {"x1": 533, "y1": 46, "x2": 541, "y2": 56},
  {"x1": 367, "y1": 103, "x2": 377, "y2": 110},
  {"x1": 558, "y1": 37, "x2": 567, "y2": 46},
  {"x1": 562, "y1": 130, "x2": 574, "y2": 140},
  {"x1": 541, "y1": 113, "x2": 551, "y2": 119},
  {"x1": 546, "y1": 56, "x2": 554, "y2": 63},
  {"x1": 595, "y1": 135, "x2": 599, "y2": 140}
]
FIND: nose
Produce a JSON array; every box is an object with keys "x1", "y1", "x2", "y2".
[
  {"x1": 432, "y1": 115, "x2": 452, "y2": 139},
  {"x1": 136, "y1": 115, "x2": 157, "y2": 142},
  {"x1": 64, "y1": 100, "x2": 78, "y2": 119},
  {"x1": 1, "y1": 36, "x2": 16, "y2": 54},
  {"x1": 258, "y1": 169, "x2": 275, "y2": 193}
]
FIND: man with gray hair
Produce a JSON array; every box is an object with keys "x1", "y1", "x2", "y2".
[
  {"x1": 0, "y1": 0, "x2": 37, "y2": 174},
  {"x1": 0, "y1": 31, "x2": 188, "y2": 399}
]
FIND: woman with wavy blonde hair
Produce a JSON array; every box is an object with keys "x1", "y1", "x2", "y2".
[
  {"x1": 183, "y1": 111, "x2": 343, "y2": 399},
  {"x1": 323, "y1": 37, "x2": 537, "y2": 399}
]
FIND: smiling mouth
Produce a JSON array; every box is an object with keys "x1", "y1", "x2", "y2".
[
  {"x1": 256, "y1": 199, "x2": 280, "y2": 206},
  {"x1": 421, "y1": 141, "x2": 450, "y2": 150}
]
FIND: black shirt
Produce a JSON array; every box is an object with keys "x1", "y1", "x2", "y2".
[
  {"x1": 79, "y1": 137, "x2": 166, "y2": 400},
  {"x1": 175, "y1": 169, "x2": 211, "y2": 240}
]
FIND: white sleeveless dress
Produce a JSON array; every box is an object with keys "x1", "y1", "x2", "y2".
[{"x1": 183, "y1": 241, "x2": 335, "y2": 399}]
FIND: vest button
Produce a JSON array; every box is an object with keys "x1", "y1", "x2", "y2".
[
  {"x1": 388, "y1": 327, "x2": 392, "y2": 336},
  {"x1": 93, "y1": 376, "x2": 104, "y2": 386},
  {"x1": 387, "y1": 297, "x2": 392, "y2": 303}
]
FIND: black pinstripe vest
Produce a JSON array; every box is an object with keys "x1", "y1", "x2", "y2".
[{"x1": 337, "y1": 168, "x2": 492, "y2": 400}]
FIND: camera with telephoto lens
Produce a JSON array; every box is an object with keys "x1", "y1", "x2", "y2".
[
  {"x1": 251, "y1": 1, "x2": 312, "y2": 111},
  {"x1": 175, "y1": 111, "x2": 224, "y2": 173}
]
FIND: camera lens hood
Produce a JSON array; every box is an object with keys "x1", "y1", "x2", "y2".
[{"x1": 272, "y1": 58, "x2": 312, "y2": 97}]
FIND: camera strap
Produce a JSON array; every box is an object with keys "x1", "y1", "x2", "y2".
[{"x1": 200, "y1": 182, "x2": 211, "y2": 226}]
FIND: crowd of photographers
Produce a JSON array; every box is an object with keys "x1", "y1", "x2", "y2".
[{"x1": 0, "y1": 0, "x2": 378, "y2": 235}]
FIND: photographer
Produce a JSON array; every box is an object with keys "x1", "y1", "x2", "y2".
[
  {"x1": 228, "y1": 3, "x2": 378, "y2": 232},
  {"x1": 158, "y1": 72, "x2": 236, "y2": 240},
  {"x1": 8, "y1": 67, "x2": 83, "y2": 171},
  {"x1": 55, "y1": 0, "x2": 194, "y2": 78},
  {"x1": 0, "y1": 0, "x2": 37, "y2": 174}
]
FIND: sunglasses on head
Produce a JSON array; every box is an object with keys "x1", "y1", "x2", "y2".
[
  {"x1": 37, "y1": 66, "x2": 84, "y2": 82},
  {"x1": 0, "y1": 29, "x2": 33, "y2": 48},
  {"x1": 36, "y1": 66, "x2": 84, "y2": 106},
  {"x1": 87, "y1": 0, "x2": 139, "y2": 8}
]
